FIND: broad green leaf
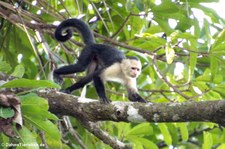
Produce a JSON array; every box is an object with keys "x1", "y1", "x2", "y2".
[
  {"x1": 45, "y1": 134, "x2": 70, "y2": 149},
  {"x1": 189, "y1": 52, "x2": 197, "y2": 82},
  {"x1": 0, "y1": 61, "x2": 11, "y2": 73},
  {"x1": 115, "y1": 122, "x2": 131, "y2": 138},
  {"x1": 11, "y1": 64, "x2": 25, "y2": 78},
  {"x1": 196, "y1": 69, "x2": 211, "y2": 82},
  {"x1": 20, "y1": 93, "x2": 60, "y2": 140},
  {"x1": 158, "y1": 123, "x2": 172, "y2": 145},
  {"x1": 24, "y1": 116, "x2": 61, "y2": 140},
  {"x1": 154, "y1": 17, "x2": 173, "y2": 34},
  {"x1": 20, "y1": 93, "x2": 58, "y2": 120},
  {"x1": 0, "y1": 107, "x2": 15, "y2": 119},
  {"x1": 213, "y1": 84, "x2": 225, "y2": 97},
  {"x1": 16, "y1": 126, "x2": 39, "y2": 149},
  {"x1": 126, "y1": 135, "x2": 157, "y2": 149},
  {"x1": 213, "y1": 74, "x2": 223, "y2": 84},
  {"x1": 176, "y1": 123, "x2": 189, "y2": 141},
  {"x1": 202, "y1": 131, "x2": 213, "y2": 149},
  {"x1": 135, "y1": 0, "x2": 144, "y2": 11},
  {"x1": 211, "y1": 30, "x2": 225, "y2": 51},
  {"x1": 138, "y1": 138, "x2": 158, "y2": 149},
  {"x1": 216, "y1": 144, "x2": 225, "y2": 149},
  {"x1": 0, "y1": 133, "x2": 9, "y2": 148},
  {"x1": 210, "y1": 57, "x2": 219, "y2": 79},
  {"x1": 1, "y1": 78, "x2": 60, "y2": 89},
  {"x1": 152, "y1": 1, "x2": 179, "y2": 13},
  {"x1": 125, "y1": 123, "x2": 153, "y2": 136},
  {"x1": 211, "y1": 32, "x2": 225, "y2": 52}
]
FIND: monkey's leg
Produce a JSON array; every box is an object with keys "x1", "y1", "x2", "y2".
[
  {"x1": 63, "y1": 74, "x2": 94, "y2": 93},
  {"x1": 93, "y1": 76, "x2": 111, "y2": 104},
  {"x1": 53, "y1": 63, "x2": 86, "y2": 84},
  {"x1": 53, "y1": 47, "x2": 94, "y2": 84}
]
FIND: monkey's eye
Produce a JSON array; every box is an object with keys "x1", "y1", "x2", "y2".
[{"x1": 131, "y1": 67, "x2": 140, "y2": 71}]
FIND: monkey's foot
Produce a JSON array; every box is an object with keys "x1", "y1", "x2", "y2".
[
  {"x1": 60, "y1": 89, "x2": 71, "y2": 94},
  {"x1": 53, "y1": 73, "x2": 64, "y2": 85},
  {"x1": 100, "y1": 98, "x2": 112, "y2": 104}
]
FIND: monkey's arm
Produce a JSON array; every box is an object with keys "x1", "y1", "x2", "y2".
[{"x1": 126, "y1": 81, "x2": 147, "y2": 103}]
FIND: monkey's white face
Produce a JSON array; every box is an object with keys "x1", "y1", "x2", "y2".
[{"x1": 121, "y1": 59, "x2": 142, "y2": 78}]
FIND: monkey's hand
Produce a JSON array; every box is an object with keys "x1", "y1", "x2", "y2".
[{"x1": 128, "y1": 93, "x2": 147, "y2": 103}]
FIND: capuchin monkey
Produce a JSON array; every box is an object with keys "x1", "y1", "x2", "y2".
[{"x1": 53, "y1": 18, "x2": 146, "y2": 104}]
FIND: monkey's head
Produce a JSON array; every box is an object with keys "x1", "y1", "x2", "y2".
[{"x1": 121, "y1": 57, "x2": 142, "y2": 78}]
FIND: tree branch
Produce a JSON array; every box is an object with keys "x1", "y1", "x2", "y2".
[{"x1": 37, "y1": 90, "x2": 225, "y2": 126}]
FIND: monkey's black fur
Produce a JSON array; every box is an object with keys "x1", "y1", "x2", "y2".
[{"x1": 54, "y1": 18, "x2": 145, "y2": 103}]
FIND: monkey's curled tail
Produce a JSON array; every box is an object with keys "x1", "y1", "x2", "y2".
[{"x1": 54, "y1": 18, "x2": 95, "y2": 45}]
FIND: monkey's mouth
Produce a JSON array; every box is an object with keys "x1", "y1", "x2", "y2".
[{"x1": 130, "y1": 74, "x2": 137, "y2": 78}]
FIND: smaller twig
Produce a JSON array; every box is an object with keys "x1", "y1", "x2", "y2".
[
  {"x1": 94, "y1": 32, "x2": 154, "y2": 56},
  {"x1": 90, "y1": 1, "x2": 110, "y2": 34},
  {"x1": 63, "y1": 116, "x2": 87, "y2": 149},
  {"x1": 39, "y1": 131, "x2": 49, "y2": 149},
  {"x1": 111, "y1": 13, "x2": 131, "y2": 39},
  {"x1": 79, "y1": 120, "x2": 131, "y2": 149},
  {"x1": 152, "y1": 55, "x2": 190, "y2": 100}
]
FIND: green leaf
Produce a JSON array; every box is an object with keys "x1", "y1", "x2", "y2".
[
  {"x1": 176, "y1": 123, "x2": 189, "y2": 141},
  {"x1": 196, "y1": 69, "x2": 211, "y2": 82},
  {"x1": 24, "y1": 116, "x2": 61, "y2": 140},
  {"x1": 210, "y1": 56, "x2": 219, "y2": 79},
  {"x1": 154, "y1": 17, "x2": 173, "y2": 34},
  {"x1": 16, "y1": 126, "x2": 39, "y2": 149},
  {"x1": 11, "y1": 64, "x2": 25, "y2": 78},
  {"x1": 158, "y1": 123, "x2": 172, "y2": 145},
  {"x1": 20, "y1": 93, "x2": 60, "y2": 140},
  {"x1": 213, "y1": 74, "x2": 223, "y2": 84},
  {"x1": 0, "y1": 61, "x2": 12, "y2": 73},
  {"x1": 125, "y1": 123, "x2": 153, "y2": 136},
  {"x1": 126, "y1": 135, "x2": 158, "y2": 149},
  {"x1": 189, "y1": 52, "x2": 197, "y2": 82},
  {"x1": 211, "y1": 30, "x2": 225, "y2": 51},
  {"x1": 138, "y1": 138, "x2": 158, "y2": 149},
  {"x1": 135, "y1": 0, "x2": 144, "y2": 11},
  {"x1": 20, "y1": 93, "x2": 58, "y2": 120},
  {"x1": 216, "y1": 144, "x2": 225, "y2": 149},
  {"x1": 1, "y1": 78, "x2": 60, "y2": 89},
  {"x1": 213, "y1": 84, "x2": 225, "y2": 97},
  {"x1": 0, "y1": 107, "x2": 15, "y2": 119},
  {"x1": 152, "y1": 1, "x2": 179, "y2": 13},
  {"x1": 0, "y1": 133, "x2": 9, "y2": 148},
  {"x1": 202, "y1": 131, "x2": 213, "y2": 149}
]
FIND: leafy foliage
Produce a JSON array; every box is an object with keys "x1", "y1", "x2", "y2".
[{"x1": 0, "y1": 0, "x2": 225, "y2": 148}]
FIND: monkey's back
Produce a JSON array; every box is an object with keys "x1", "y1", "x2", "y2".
[{"x1": 89, "y1": 44, "x2": 125, "y2": 67}]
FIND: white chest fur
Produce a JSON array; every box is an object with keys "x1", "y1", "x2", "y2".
[{"x1": 100, "y1": 63, "x2": 125, "y2": 84}]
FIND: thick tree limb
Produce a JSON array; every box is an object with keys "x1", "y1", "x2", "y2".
[
  {"x1": 37, "y1": 90, "x2": 225, "y2": 126},
  {"x1": 37, "y1": 89, "x2": 225, "y2": 148}
]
